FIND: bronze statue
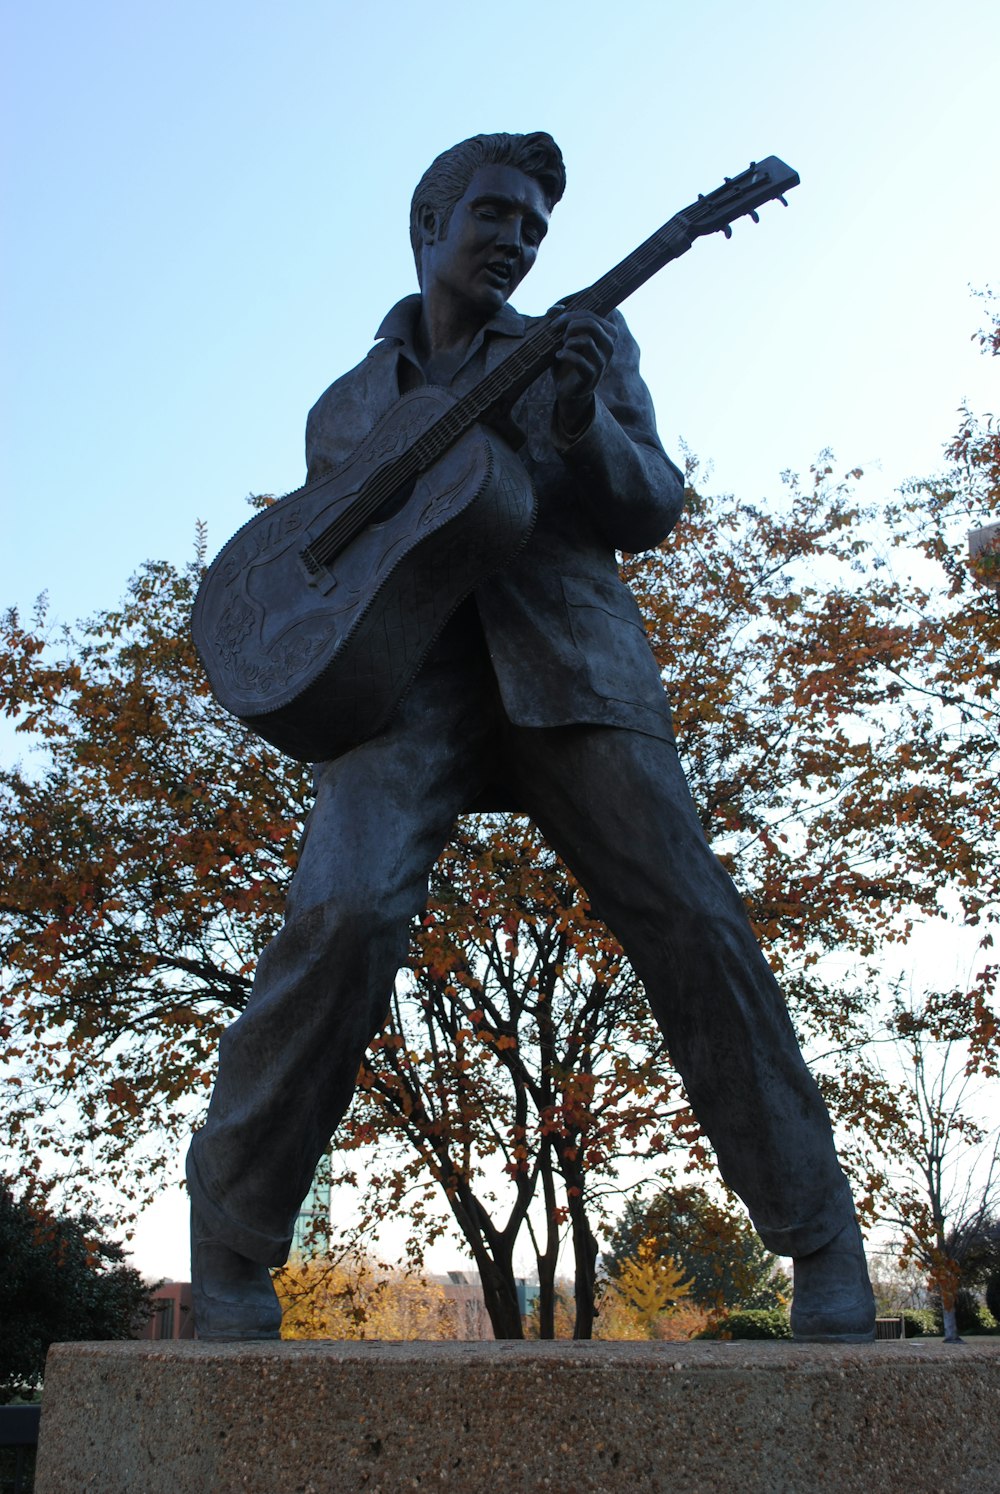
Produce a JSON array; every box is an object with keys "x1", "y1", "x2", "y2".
[{"x1": 187, "y1": 132, "x2": 875, "y2": 1343}]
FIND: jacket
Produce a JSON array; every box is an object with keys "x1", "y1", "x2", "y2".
[{"x1": 304, "y1": 296, "x2": 685, "y2": 742}]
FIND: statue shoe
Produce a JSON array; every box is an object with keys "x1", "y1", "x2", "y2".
[
  {"x1": 191, "y1": 1206, "x2": 282, "y2": 1341},
  {"x1": 790, "y1": 1219, "x2": 876, "y2": 1343}
]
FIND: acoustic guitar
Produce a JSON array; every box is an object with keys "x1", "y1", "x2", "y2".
[{"x1": 192, "y1": 156, "x2": 799, "y2": 762}]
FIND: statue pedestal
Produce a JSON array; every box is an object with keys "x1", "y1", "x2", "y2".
[{"x1": 36, "y1": 1338, "x2": 1000, "y2": 1493}]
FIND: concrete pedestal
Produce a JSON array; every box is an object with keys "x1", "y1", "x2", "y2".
[{"x1": 36, "y1": 1338, "x2": 1000, "y2": 1493}]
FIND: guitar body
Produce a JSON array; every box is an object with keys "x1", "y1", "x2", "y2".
[{"x1": 192, "y1": 386, "x2": 536, "y2": 762}]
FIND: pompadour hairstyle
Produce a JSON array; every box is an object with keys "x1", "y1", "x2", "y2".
[{"x1": 409, "y1": 131, "x2": 566, "y2": 283}]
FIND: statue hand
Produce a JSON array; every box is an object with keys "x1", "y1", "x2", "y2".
[{"x1": 549, "y1": 307, "x2": 618, "y2": 439}]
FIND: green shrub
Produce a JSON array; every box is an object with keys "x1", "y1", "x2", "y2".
[
  {"x1": 932, "y1": 1292, "x2": 998, "y2": 1335},
  {"x1": 899, "y1": 1309, "x2": 936, "y2": 1337},
  {"x1": 985, "y1": 1272, "x2": 1000, "y2": 1323},
  {"x1": 697, "y1": 1307, "x2": 791, "y2": 1340},
  {"x1": 0, "y1": 1183, "x2": 154, "y2": 1397},
  {"x1": 949, "y1": 1300, "x2": 997, "y2": 1334}
]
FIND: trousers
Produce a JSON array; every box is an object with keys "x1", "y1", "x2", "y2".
[{"x1": 187, "y1": 638, "x2": 854, "y2": 1264}]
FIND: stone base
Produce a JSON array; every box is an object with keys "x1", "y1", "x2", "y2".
[{"x1": 36, "y1": 1339, "x2": 1000, "y2": 1493}]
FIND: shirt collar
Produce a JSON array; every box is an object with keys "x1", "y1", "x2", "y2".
[{"x1": 374, "y1": 294, "x2": 527, "y2": 358}]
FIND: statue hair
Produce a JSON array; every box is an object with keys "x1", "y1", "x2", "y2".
[{"x1": 409, "y1": 131, "x2": 566, "y2": 283}]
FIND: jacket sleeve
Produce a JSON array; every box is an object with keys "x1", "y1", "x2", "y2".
[{"x1": 553, "y1": 309, "x2": 685, "y2": 553}]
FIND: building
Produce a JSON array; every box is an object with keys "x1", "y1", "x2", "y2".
[
  {"x1": 431, "y1": 1271, "x2": 540, "y2": 1339},
  {"x1": 137, "y1": 1281, "x2": 195, "y2": 1341},
  {"x1": 291, "y1": 1149, "x2": 332, "y2": 1258}
]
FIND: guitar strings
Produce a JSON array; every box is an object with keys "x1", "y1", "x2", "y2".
[{"x1": 304, "y1": 210, "x2": 699, "y2": 569}]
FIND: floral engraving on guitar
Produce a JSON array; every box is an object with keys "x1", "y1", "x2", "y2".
[
  {"x1": 418, "y1": 471, "x2": 474, "y2": 530},
  {"x1": 367, "y1": 411, "x2": 427, "y2": 463},
  {"x1": 229, "y1": 631, "x2": 328, "y2": 697},
  {"x1": 214, "y1": 595, "x2": 256, "y2": 665}
]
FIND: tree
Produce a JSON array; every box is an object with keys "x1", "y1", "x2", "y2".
[
  {"x1": 0, "y1": 550, "x2": 686, "y2": 1340},
  {"x1": 1, "y1": 541, "x2": 308, "y2": 1211},
  {"x1": 337, "y1": 816, "x2": 684, "y2": 1340},
  {"x1": 273, "y1": 1254, "x2": 456, "y2": 1341},
  {"x1": 0, "y1": 1181, "x2": 153, "y2": 1396},
  {"x1": 599, "y1": 1237, "x2": 693, "y2": 1336},
  {"x1": 983, "y1": 1218, "x2": 1000, "y2": 1321},
  {"x1": 602, "y1": 1185, "x2": 788, "y2": 1315},
  {"x1": 1, "y1": 308, "x2": 997, "y2": 1333},
  {"x1": 866, "y1": 995, "x2": 999, "y2": 1343}
]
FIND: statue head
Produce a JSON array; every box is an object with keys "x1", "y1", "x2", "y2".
[{"x1": 409, "y1": 132, "x2": 566, "y2": 285}]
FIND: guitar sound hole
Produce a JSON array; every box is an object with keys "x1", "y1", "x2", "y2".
[{"x1": 371, "y1": 478, "x2": 416, "y2": 525}]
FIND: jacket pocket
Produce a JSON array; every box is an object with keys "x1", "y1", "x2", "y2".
[{"x1": 561, "y1": 574, "x2": 661, "y2": 705}]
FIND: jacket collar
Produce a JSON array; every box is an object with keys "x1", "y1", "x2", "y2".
[{"x1": 374, "y1": 294, "x2": 527, "y2": 364}]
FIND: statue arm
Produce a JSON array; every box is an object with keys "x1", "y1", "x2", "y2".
[{"x1": 553, "y1": 310, "x2": 685, "y2": 553}]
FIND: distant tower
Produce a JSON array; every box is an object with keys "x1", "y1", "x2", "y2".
[{"x1": 291, "y1": 1149, "x2": 332, "y2": 1257}]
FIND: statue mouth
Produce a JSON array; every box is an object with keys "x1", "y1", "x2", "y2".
[{"x1": 484, "y1": 260, "x2": 514, "y2": 286}]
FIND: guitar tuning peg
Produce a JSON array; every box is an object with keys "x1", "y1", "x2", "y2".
[
  {"x1": 777, "y1": 195, "x2": 788, "y2": 206},
  {"x1": 749, "y1": 210, "x2": 760, "y2": 224}
]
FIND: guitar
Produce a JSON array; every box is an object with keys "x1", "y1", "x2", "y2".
[{"x1": 192, "y1": 156, "x2": 800, "y2": 762}]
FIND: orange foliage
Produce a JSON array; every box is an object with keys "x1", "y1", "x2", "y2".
[
  {"x1": 274, "y1": 1253, "x2": 457, "y2": 1340},
  {"x1": 1, "y1": 306, "x2": 997, "y2": 1334}
]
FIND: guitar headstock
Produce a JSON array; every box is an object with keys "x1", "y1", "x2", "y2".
[{"x1": 686, "y1": 157, "x2": 801, "y2": 239}]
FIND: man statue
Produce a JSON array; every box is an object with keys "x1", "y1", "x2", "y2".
[{"x1": 187, "y1": 131, "x2": 875, "y2": 1343}]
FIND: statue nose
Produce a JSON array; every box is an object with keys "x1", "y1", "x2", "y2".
[{"x1": 495, "y1": 221, "x2": 522, "y2": 255}]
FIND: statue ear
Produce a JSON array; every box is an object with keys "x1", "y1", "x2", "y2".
[{"x1": 419, "y1": 208, "x2": 438, "y2": 245}]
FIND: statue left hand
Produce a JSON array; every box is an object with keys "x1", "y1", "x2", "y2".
[{"x1": 549, "y1": 308, "x2": 618, "y2": 440}]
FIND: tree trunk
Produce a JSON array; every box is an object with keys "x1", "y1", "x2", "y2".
[
  {"x1": 934, "y1": 1256, "x2": 964, "y2": 1346},
  {"x1": 478, "y1": 1254, "x2": 525, "y2": 1340},
  {"x1": 535, "y1": 1142, "x2": 560, "y2": 1339},
  {"x1": 938, "y1": 1296, "x2": 962, "y2": 1356},
  {"x1": 940, "y1": 1300, "x2": 963, "y2": 1345},
  {"x1": 570, "y1": 1205, "x2": 598, "y2": 1339},
  {"x1": 442, "y1": 1179, "x2": 525, "y2": 1340},
  {"x1": 561, "y1": 1149, "x2": 598, "y2": 1339}
]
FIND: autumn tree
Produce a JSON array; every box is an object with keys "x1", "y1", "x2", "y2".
[
  {"x1": 0, "y1": 551, "x2": 686, "y2": 1342},
  {"x1": 596, "y1": 1237, "x2": 695, "y2": 1339},
  {"x1": 1, "y1": 547, "x2": 308, "y2": 1209},
  {"x1": 337, "y1": 816, "x2": 684, "y2": 1339},
  {"x1": 602, "y1": 1185, "x2": 788, "y2": 1316},
  {"x1": 352, "y1": 289, "x2": 1000, "y2": 1336},
  {"x1": 1, "y1": 307, "x2": 997, "y2": 1334},
  {"x1": 274, "y1": 1254, "x2": 457, "y2": 1341}
]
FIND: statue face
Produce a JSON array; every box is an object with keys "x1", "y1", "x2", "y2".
[{"x1": 420, "y1": 163, "x2": 551, "y2": 322}]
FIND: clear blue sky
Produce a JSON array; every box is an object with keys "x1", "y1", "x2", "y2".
[
  {"x1": 3, "y1": 0, "x2": 998, "y2": 1280},
  {"x1": 3, "y1": 0, "x2": 997, "y2": 631}
]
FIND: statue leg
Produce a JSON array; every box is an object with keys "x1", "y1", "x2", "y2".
[
  {"x1": 509, "y1": 722, "x2": 874, "y2": 1340},
  {"x1": 186, "y1": 651, "x2": 494, "y2": 1333}
]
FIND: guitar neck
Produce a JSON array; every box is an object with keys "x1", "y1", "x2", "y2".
[
  {"x1": 308, "y1": 212, "x2": 699, "y2": 567},
  {"x1": 420, "y1": 210, "x2": 695, "y2": 451}
]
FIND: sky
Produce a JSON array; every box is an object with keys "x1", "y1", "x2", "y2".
[{"x1": 2, "y1": 0, "x2": 998, "y2": 1281}]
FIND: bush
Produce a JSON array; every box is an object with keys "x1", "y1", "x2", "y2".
[
  {"x1": 936, "y1": 1295, "x2": 998, "y2": 1335},
  {"x1": 899, "y1": 1309, "x2": 936, "y2": 1337},
  {"x1": 696, "y1": 1308, "x2": 791, "y2": 1340},
  {"x1": 985, "y1": 1272, "x2": 1000, "y2": 1323},
  {"x1": 0, "y1": 1182, "x2": 154, "y2": 1396}
]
